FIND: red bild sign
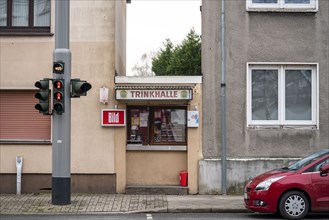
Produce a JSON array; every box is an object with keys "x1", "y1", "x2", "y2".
[{"x1": 101, "y1": 109, "x2": 126, "y2": 126}]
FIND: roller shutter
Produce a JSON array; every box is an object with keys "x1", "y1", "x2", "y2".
[{"x1": 0, "y1": 90, "x2": 51, "y2": 141}]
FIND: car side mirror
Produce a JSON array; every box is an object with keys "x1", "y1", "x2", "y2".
[{"x1": 320, "y1": 163, "x2": 329, "y2": 177}]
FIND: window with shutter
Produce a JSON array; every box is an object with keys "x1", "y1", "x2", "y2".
[{"x1": 0, "y1": 90, "x2": 51, "y2": 144}]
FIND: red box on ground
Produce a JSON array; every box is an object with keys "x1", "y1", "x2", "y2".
[{"x1": 179, "y1": 171, "x2": 188, "y2": 186}]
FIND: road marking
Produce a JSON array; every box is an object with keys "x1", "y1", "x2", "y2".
[{"x1": 146, "y1": 213, "x2": 153, "y2": 220}]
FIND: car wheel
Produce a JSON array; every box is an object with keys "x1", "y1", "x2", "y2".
[{"x1": 279, "y1": 191, "x2": 309, "y2": 220}]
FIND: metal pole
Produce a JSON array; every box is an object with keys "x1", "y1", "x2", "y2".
[
  {"x1": 220, "y1": 0, "x2": 227, "y2": 195},
  {"x1": 52, "y1": 0, "x2": 71, "y2": 205}
]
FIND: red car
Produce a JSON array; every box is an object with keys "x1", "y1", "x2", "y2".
[{"x1": 244, "y1": 149, "x2": 329, "y2": 219}]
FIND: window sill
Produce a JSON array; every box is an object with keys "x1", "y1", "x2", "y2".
[
  {"x1": 247, "y1": 8, "x2": 318, "y2": 13},
  {"x1": 247, "y1": 125, "x2": 318, "y2": 130},
  {"x1": 127, "y1": 144, "x2": 187, "y2": 151},
  {"x1": 0, "y1": 32, "x2": 54, "y2": 36},
  {"x1": 0, "y1": 139, "x2": 51, "y2": 145}
]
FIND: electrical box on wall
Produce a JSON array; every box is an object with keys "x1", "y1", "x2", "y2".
[{"x1": 187, "y1": 111, "x2": 199, "y2": 127}]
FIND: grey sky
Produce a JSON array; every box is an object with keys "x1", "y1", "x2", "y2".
[{"x1": 127, "y1": 0, "x2": 202, "y2": 75}]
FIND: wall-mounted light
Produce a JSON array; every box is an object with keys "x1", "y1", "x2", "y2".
[{"x1": 100, "y1": 86, "x2": 109, "y2": 104}]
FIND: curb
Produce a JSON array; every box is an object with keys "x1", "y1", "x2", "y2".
[
  {"x1": 0, "y1": 208, "x2": 250, "y2": 215},
  {"x1": 167, "y1": 208, "x2": 250, "y2": 213}
]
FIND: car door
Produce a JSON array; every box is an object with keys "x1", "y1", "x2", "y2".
[{"x1": 311, "y1": 158, "x2": 329, "y2": 211}]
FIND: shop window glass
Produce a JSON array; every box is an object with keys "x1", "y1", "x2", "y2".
[
  {"x1": 127, "y1": 106, "x2": 187, "y2": 146},
  {"x1": 152, "y1": 108, "x2": 186, "y2": 144},
  {"x1": 127, "y1": 107, "x2": 149, "y2": 145}
]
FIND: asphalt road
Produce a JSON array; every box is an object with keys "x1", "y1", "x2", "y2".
[{"x1": 1, "y1": 213, "x2": 329, "y2": 220}]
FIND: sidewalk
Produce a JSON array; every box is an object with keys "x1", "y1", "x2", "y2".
[{"x1": 0, "y1": 193, "x2": 247, "y2": 215}]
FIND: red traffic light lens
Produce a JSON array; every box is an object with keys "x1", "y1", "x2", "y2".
[
  {"x1": 54, "y1": 80, "x2": 63, "y2": 89},
  {"x1": 54, "y1": 92, "x2": 63, "y2": 101}
]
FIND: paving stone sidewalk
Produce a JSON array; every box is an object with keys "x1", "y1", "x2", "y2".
[
  {"x1": 0, "y1": 193, "x2": 246, "y2": 215},
  {"x1": 0, "y1": 194, "x2": 168, "y2": 214}
]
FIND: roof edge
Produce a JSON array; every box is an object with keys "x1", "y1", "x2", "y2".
[{"x1": 115, "y1": 76, "x2": 202, "y2": 84}]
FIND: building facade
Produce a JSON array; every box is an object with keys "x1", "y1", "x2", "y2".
[
  {"x1": 1, "y1": 0, "x2": 328, "y2": 195},
  {"x1": 201, "y1": 0, "x2": 329, "y2": 194},
  {"x1": 0, "y1": 0, "x2": 203, "y2": 194}
]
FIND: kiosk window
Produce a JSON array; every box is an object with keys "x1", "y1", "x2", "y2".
[
  {"x1": 127, "y1": 106, "x2": 187, "y2": 145},
  {"x1": 127, "y1": 107, "x2": 149, "y2": 145}
]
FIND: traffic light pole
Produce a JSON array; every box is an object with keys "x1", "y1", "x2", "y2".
[{"x1": 52, "y1": 0, "x2": 71, "y2": 205}]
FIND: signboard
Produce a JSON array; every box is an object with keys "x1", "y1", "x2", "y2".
[
  {"x1": 101, "y1": 109, "x2": 126, "y2": 126},
  {"x1": 115, "y1": 89, "x2": 192, "y2": 100},
  {"x1": 187, "y1": 111, "x2": 199, "y2": 127}
]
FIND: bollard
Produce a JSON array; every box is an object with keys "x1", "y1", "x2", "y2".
[{"x1": 16, "y1": 156, "x2": 23, "y2": 195}]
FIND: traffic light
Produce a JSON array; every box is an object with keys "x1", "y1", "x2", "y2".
[
  {"x1": 53, "y1": 61, "x2": 64, "y2": 74},
  {"x1": 71, "y1": 79, "x2": 92, "y2": 98},
  {"x1": 35, "y1": 79, "x2": 50, "y2": 115},
  {"x1": 53, "y1": 79, "x2": 65, "y2": 114}
]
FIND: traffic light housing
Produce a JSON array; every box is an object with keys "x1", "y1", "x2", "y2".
[
  {"x1": 53, "y1": 61, "x2": 64, "y2": 74},
  {"x1": 35, "y1": 79, "x2": 50, "y2": 115},
  {"x1": 71, "y1": 79, "x2": 92, "y2": 98},
  {"x1": 53, "y1": 79, "x2": 65, "y2": 114}
]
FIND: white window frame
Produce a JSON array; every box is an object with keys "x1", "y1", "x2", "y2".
[
  {"x1": 246, "y1": 63, "x2": 319, "y2": 128},
  {"x1": 246, "y1": 0, "x2": 318, "y2": 12}
]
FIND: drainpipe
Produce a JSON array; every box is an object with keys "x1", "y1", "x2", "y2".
[{"x1": 220, "y1": 0, "x2": 227, "y2": 195}]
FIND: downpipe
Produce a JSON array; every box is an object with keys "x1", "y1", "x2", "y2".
[{"x1": 220, "y1": 0, "x2": 227, "y2": 195}]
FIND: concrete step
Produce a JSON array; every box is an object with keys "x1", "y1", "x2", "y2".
[{"x1": 126, "y1": 185, "x2": 188, "y2": 195}]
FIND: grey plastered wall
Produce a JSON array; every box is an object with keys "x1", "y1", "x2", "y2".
[
  {"x1": 199, "y1": 158, "x2": 299, "y2": 194},
  {"x1": 201, "y1": 0, "x2": 221, "y2": 158},
  {"x1": 200, "y1": 0, "x2": 329, "y2": 193}
]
